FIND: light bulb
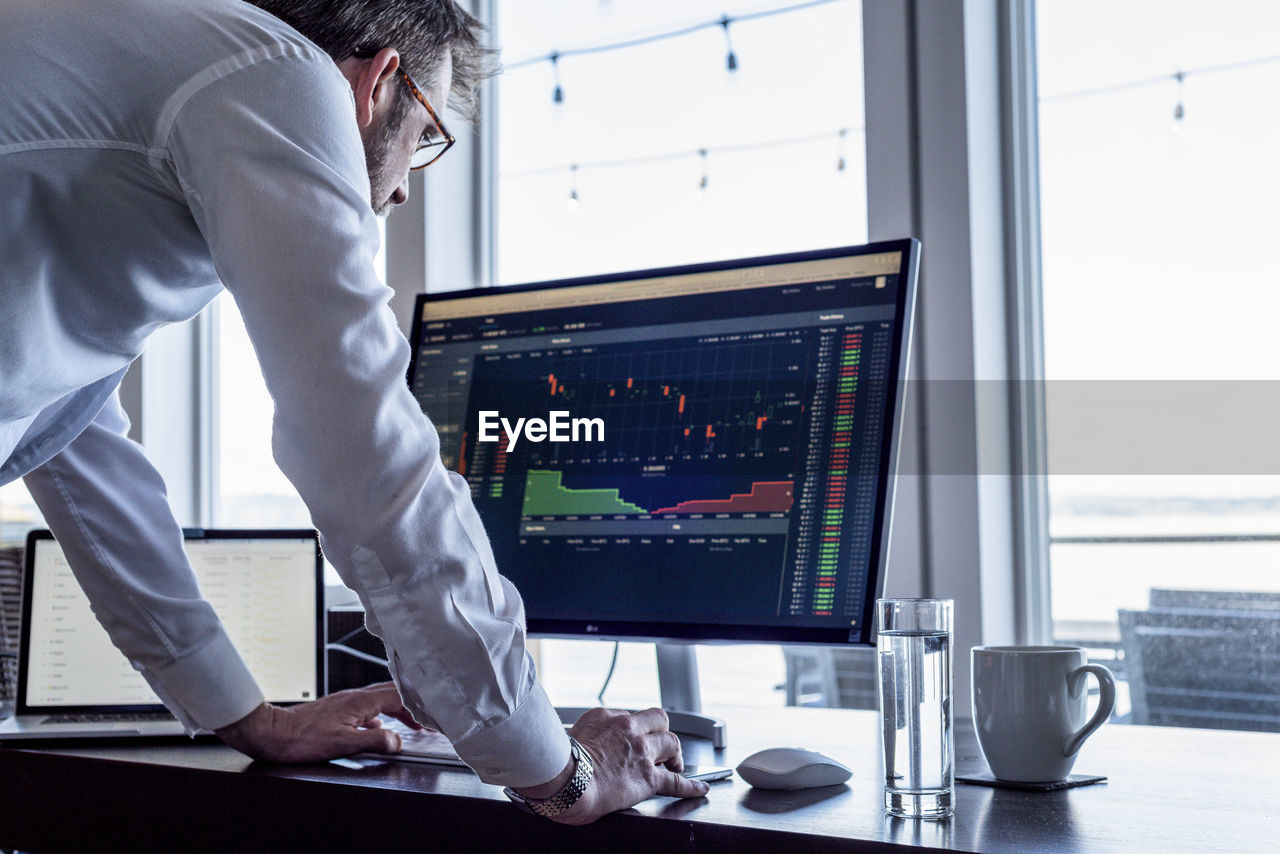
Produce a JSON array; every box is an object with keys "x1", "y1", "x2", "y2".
[
  {"x1": 550, "y1": 53, "x2": 564, "y2": 105},
  {"x1": 1171, "y1": 72, "x2": 1185, "y2": 134},
  {"x1": 695, "y1": 150, "x2": 709, "y2": 201},
  {"x1": 721, "y1": 17, "x2": 738, "y2": 73}
]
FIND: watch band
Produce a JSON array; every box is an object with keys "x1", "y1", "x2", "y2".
[{"x1": 504, "y1": 736, "x2": 594, "y2": 819}]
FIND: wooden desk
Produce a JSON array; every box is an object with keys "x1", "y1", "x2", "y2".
[{"x1": 2, "y1": 705, "x2": 1277, "y2": 853}]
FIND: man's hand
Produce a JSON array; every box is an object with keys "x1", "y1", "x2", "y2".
[
  {"x1": 516, "y1": 707, "x2": 710, "y2": 825},
  {"x1": 215, "y1": 681, "x2": 421, "y2": 763}
]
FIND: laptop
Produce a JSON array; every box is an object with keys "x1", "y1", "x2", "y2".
[{"x1": 0, "y1": 528, "x2": 323, "y2": 743}]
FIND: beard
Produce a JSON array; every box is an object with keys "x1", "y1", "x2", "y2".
[{"x1": 363, "y1": 89, "x2": 414, "y2": 217}]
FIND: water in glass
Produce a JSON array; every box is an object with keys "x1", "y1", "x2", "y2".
[{"x1": 878, "y1": 629, "x2": 953, "y2": 818}]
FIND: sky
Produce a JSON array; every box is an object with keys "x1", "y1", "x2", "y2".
[
  {"x1": 1036, "y1": 0, "x2": 1280, "y2": 381},
  {"x1": 494, "y1": 0, "x2": 868, "y2": 283},
  {"x1": 1034, "y1": 0, "x2": 1280, "y2": 507}
]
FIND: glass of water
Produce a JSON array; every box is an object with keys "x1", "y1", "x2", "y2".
[{"x1": 877, "y1": 598, "x2": 954, "y2": 819}]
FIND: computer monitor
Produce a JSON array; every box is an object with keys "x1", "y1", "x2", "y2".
[{"x1": 407, "y1": 240, "x2": 918, "y2": 662}]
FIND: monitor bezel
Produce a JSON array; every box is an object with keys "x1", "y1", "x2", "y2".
[
  {"x1": 409, "y1": 239, "x2": 920, "y2": 647},
  {"x1": 16, "y1": 528, "x2": 325, "y2": 716}
]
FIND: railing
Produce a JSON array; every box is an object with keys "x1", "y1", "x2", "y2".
[
  {"x1": 1051, "y1": 533, "x2": 1280, "y2": 545},
  {"x1": 1047, "y1": 532, "x2": 1280, "y2": 649},
  {"x1": 1048, "y1": 532, "x2": 1280, "y2": 723}
]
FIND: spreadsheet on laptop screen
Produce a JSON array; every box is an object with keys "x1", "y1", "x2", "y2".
[{"x1": 24, "y1": 537, "x2": 318, "y2": 708}]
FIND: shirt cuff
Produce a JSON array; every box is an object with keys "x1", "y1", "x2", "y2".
[
  {"x1": 451, "y1": 684, "x2": 571, "y2": 788},
  {"x1": 137, "y1": 629, "x2": 265, "y2": 733}
]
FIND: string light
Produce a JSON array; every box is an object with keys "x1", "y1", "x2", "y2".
[
  {"x1": 550, "y1": 51, "x2": 564, "y2": 104},
  {"x1": 836, "y1": 127, "x2": 849, "y2": 184},
  {"x1": 507, "y1": 0, "x2": 847, "y2": 101},
  {"x1": 503, "y1": 127, "x2": 861, "y2": 183},
  {"x1": 566, "y1": 163, "x2": 580, "y2": 212},
  {"x1": 497, "y1": 3, "x2": 860, "y2": 198},
  {"x1": 1040, "y1": 52, "x2": 1280, "y2": 103},
  {"x1": 1172, "y1": 70, "x2": 1186, "y2": 131},
  {"x1": 502, "y1": 3, "x2": 1280, "y2": 191},
  {"x1": 720, "y1": 15, "x2": 738, "y2": 72},
  {"x1": 510, "y1": 2, "x2": 1280, "y2": 145}
]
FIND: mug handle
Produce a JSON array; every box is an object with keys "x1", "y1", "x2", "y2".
[{"x1": 1063, "y1": 663, "x2": 1116, "y2": 757}]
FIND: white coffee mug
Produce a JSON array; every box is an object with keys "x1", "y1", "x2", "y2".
[{"x1": 971, "y1": 646, "x2": 1116, "y2": 782}]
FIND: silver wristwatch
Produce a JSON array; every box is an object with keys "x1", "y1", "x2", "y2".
[{"x1": 504, "y1": 737, "x2": 594, "y2": 818}]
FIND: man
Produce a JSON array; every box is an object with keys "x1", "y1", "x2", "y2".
[{"x1": 0, "y1": 0, "x2": 707, "y2": 824}]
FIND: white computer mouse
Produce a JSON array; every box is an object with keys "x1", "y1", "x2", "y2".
[{"x1": 735, "y1": 747, "x2": 853, "y2": 790}]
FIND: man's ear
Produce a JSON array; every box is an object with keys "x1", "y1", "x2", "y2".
[{"x1": 340, "y1": 47, "x2": 401, "y2": 128}]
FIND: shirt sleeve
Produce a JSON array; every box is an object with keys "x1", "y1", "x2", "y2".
[
  {"x1": 23, "y1": 392, "x2": 264, "y2": 732},
  {"x1": 163, "y1": 49, "x2": 568, "y2": 787}
]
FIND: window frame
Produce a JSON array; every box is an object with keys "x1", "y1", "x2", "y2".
[
  {"x1": 998, "y1": 0, "x2": 1052, "y2": 646},
  {"x1": 116, "y1": 310, "x2": 215, "y2": 528},
  {"x1": 863, "y1": 0, "x2": 1043, "y2": 702}
]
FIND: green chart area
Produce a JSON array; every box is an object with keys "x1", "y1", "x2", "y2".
[{"x1": 523, "y1": 469, "x2": 646, "y2": 516}]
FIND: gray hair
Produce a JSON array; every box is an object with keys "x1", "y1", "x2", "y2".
[{"x1": 244, "y1": 0, "x2": 499, "y2": 121}]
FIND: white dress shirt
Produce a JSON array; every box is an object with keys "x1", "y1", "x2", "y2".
[{"x1": 0, "y1": 0, "x2": 568, "y2": 787}]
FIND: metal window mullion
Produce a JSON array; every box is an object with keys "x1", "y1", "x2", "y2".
[
  {"x1": 864, "y1": 0, "x2": 928, "y2": 599},
  {"x1": 196, "y1": 302, "x2": 218, "y2": 527},
  {"x1": 131, "y1": 316, "x2": 202, "y2": 527},
  {"x1": 478, "y1": 0, "x2": 498, "y2": 288},
  {"x1": 999, "y1": 0, "x2": 1051, "y2": 644},
  {"x1": 866, "y1": 0, "x2": 1025, "y2": 707}
]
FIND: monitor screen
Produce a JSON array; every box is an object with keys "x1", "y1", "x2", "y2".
[
  {"x1": 408, "y1": 241, "x2": 918, "y2": 645},
  {"x1": 20, "y1": 530, "x2": 322, "y2": 711}
]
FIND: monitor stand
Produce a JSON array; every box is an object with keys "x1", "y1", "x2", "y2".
[{"x1": 554, "y1": 643, "x2": 728, "y2": 749}]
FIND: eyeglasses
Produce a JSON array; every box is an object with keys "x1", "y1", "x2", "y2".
[{"x1": 396, "y1": 66, "x2": 454, "y2": 170}]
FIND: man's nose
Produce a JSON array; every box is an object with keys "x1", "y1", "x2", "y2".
[{"x1": 391, "y1": 176, "x2": 410, "y2": 206}]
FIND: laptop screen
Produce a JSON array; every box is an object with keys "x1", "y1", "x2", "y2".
[{"x1": 21, "y1": 530, "x2": 321, "y2": 712}]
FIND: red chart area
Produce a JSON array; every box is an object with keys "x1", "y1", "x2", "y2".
[{"x1": 652, "y1": 481, "x2": 794, "y2": 515}]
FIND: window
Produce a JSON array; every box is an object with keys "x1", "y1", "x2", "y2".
[
  {"x1": 0, "y1": 481, "x2": 44, "y2": 549},
  {"x1": 1035, "y1": 0, "x2": 1280, "y2": 722},
  {"x1": 493, "y1": 0, "x2": 866, "y2": 706},
  {"x1": 212, "y1": 224, "x2": 388, "y2": 532},
  {"x1": 213, "y1": 292, "x2": 312, "y2": 529},
  {"x1": 495, "y1": 0, "x2": 866, "y2": 283}
]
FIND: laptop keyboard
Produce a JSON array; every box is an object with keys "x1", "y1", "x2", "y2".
[
  {"x1": 42, "y1": 711, "x2": 176, "y2": 724},
  {"x1": 379, "y1": 717, "x2": 463, "y2": 761}
]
